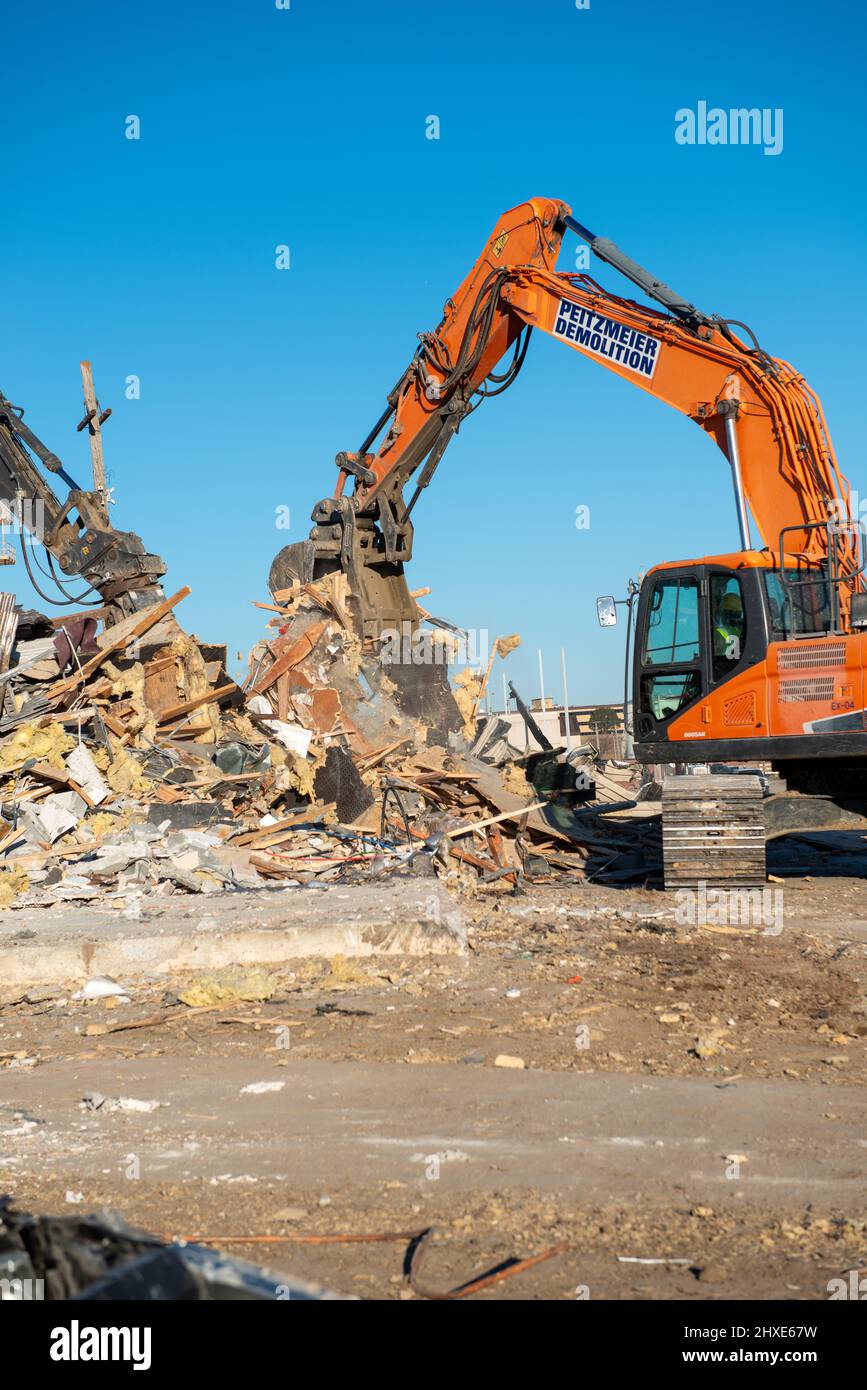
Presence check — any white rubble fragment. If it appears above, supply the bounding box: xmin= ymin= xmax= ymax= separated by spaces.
xmin=410 ymin=1149 xmax=469 ymax=1164
xmin=240 ymin=1080 xmax=286 ymax=1095
xmin=247 ymin=695 xmax=312 ymax=758
xmin=65 ymin=743 xmax=110 ymax=806
xmin=18 ymin=792 xmax=85 ymax=845
xmin=115 ymin=1097 xmax=162 ymax=1113
xmin=72 ymin=975 xmax=131 ymax=1001
xmin=81 ymin=1092 xmax=162 ymax=1113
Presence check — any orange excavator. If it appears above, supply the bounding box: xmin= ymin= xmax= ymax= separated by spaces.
xmin=272 ymin=196 xmax=867 ymax=828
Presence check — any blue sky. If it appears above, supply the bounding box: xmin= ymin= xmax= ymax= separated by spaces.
xmin=3 ymin=0 xmax=865 ymax=705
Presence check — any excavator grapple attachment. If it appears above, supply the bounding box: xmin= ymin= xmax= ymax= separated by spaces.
xmin=270 ymin=533 xmax=461 ymax=738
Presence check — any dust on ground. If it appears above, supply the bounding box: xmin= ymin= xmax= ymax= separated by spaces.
xmin=2 ymin=873 xmax=866 ymax=1300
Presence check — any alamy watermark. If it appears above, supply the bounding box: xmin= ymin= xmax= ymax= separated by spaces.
xmin=675 ymin=102 xmax=783 ymax=157
xmin=50 ymin=1323 xmax=151 ymax=1370
xmin=674 ymin=880 xmax=783 ymax=935
xmin=1 ymin=1276 xmax=45 ymax=1300
xmin=829 ymin=491 xmax=867 ymax=536
xmin=0 ymin=498 xmax=45 ymax=542
xmin=379 ymin=621 xmax=488 ymax=668
xmin=827 ymin=1269 xmax=867 ymax=1299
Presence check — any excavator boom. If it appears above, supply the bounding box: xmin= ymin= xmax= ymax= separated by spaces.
xmin=271 ymin=199 xmax=571 ymax=651
xmin=0 ymin=390 xmax=167 ymax=621
xmin=503 ymin=259 xmax=857 ymax=578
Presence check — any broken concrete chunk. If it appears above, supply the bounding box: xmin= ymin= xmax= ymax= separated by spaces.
xmin=65 ymin=743 xmax=110 ymax=806
xmin=72 ymin=976 xmax=131 ymax=1002
xmin=18 ymin=792 xmax=85 ymax=845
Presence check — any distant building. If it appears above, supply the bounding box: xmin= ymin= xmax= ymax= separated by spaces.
xmin=502 ymin=701 xmax=628 ymax=757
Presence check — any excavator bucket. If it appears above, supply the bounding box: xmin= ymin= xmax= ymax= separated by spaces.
xmin=269 ymin=539 xmax=316 ymax=591
xmin=269 ymin=538 xmax=462 ymax=742
xmin=263 ymin=200 xmax=578 ymax=745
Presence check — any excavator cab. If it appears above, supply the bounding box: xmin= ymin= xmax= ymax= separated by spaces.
xmin=631 ymin=558 xmax=771 ymax=744
xmin=612 ymin=533 xmax=867 ymax=782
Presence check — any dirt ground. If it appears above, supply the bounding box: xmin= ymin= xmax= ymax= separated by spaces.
xmin=2 ymin=853 xmax=867 ymax=1300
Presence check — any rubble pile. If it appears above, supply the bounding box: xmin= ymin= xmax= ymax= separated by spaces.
xmin=0 ymin=576 xmax=658 ymax=912
xmin=238 ymin=574 xmax=660 ymax=887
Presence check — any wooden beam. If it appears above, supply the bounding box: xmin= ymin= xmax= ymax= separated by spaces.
xmin=156 ymin=681 xmax=238 ymax=725
xmin=79 ymin=361 xmax=108 ymax=520
xmin=229 ymin=803 xmax=336 ymax=849
xmin=445 ymin=801 xmax=548 ymax=840
xmin=45 ymin=587 xmax=190 ymax=698
xmin=248 ymin=619 xmax=330 ymax=697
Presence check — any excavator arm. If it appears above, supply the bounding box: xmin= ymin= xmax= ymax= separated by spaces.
xmin=0 ymin=390 xmax=167 ymax=620
xmin=502 ymin=250 xmax=857 ymax=577
xmin=270 ymin=197 xmax=572 ymax=644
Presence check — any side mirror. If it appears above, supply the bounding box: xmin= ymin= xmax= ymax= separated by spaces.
xmin=596 ymin=595 xmax=617 ymax=628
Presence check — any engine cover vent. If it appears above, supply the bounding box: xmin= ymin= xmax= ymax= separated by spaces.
xmin=779 ymin=676 xmax=835 ymax=702
xmin=723 ymin=692 xmax=757 ymax=725
xmin=777 ymin=643 xmax=846 ymax=670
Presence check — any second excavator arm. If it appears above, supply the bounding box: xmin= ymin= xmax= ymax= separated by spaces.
xmin=0 ymin=390 xmax=167 ymax=621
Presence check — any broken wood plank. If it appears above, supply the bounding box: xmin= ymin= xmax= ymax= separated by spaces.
xmin=229 ymin=803 xmax=336 ymax=847
xmin=272 ymin=583 xmax=301 ymax=604
xmin=49 ymin=605 xmax=113 ymax=629
xmin=276 ymin=671 xmax=290 ymax=722
xmin=26 ymin=762 xmax=98 ymax=809
xmin=143 ymin=660 xmax=182 ymax=719
xmin=156 ymin=681 xmax=238 ymax=725
xmin=247 ymin=852 xmax=300 ymax=878
xmin=97 ymin=709 xmax=127 ymax=738
xmin=253 ymin=600 xmax=291 ymax=615
xmin=79 ymin=360 xmax=109 ymax=518
xmin=357 ymin=736 xmax=413 ymax=770
xmin=248 ymin=620 xmax=330 ymax=698
xmin=46 ymin=587 xmax=191 ymax=698
xmin=446 ymin=801 xmax=548 ymax=840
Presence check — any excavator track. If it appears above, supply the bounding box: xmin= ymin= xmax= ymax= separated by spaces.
xmin=662 ymin=773 xmax=867 ymax=889
xmin=662 ymin=774 xmax=767 ymax=888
